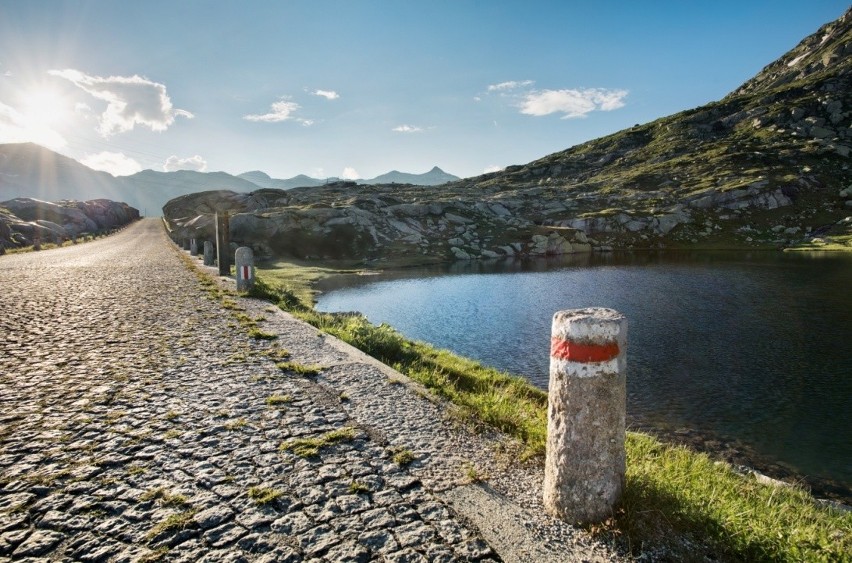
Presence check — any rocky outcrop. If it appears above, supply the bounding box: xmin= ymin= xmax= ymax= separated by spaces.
xmin=0 ymin=198 xmax=140 ymax=250
xmin=163 ymin=185 xmax=596 ymax=262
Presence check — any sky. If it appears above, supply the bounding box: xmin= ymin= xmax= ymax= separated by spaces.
xmin=0 ymin=1 xmax=848 ymax=181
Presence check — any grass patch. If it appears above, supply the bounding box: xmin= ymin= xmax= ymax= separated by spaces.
xmin=349 ymin=481 xmax=371 ymax=494
xmin=145 ymin=509 xmax=197 ymax=541
xmin=276 ymin=361 xmax=322 ymax=376
xmin=616 ymin=433 xmax=852 ymax=560
xmin=224 ymin=418 xmax=248 ymax=430
xmin=264 ymin=347 xmax=292 ymax=360
xmin=247 ymin=328 xmax=278 ymax=340
xmin=247 ymin=486 xmax=284 ymax=505
xmin=265 ymin=394 xmax=293 ymax=406
xmin=140 ymin=487 xmax=189 ymax=507
xmin=391 ymin=447 xmax=415 ymax=467
xmin=280 ymin=426 xmax=357 ymax=458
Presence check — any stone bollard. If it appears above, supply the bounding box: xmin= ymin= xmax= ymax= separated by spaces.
xmin=203 ymin=241 xmax=214 ymax=266
xmin=235 ymin=247 xmax=255 ymax=292
xmin=33 ymin=237 xmax=41 ymax=251
xmin=183 ymin=239 xmax=191 ymax=251
xmin=543 ymin=307 xmax=627 ymax=524
xmin=190 ymin=238 xmax=198 ymax=256
xmin=215 ymin=211 xmax=231 ymax=276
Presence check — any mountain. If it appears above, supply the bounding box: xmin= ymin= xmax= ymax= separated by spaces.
xmin=237 ymin=171 xmax=327 ymax=190
xmin=122 ymin=169 xmax=259 ymax=215
xmin=164 ymin=8 xmax=852 ymax=262
xmin=0 ymin=142 xmax=461 ymax=215
xmin=359 ymin=166 xmax=459 ymax=186
xmin=237 ymin=167 xmax=459 ymax=189
xmin=0 ymin=143 xmax=124 ymax=203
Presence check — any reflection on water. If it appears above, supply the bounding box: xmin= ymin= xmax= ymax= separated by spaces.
xmin=316 ymin=251 xmax=852 ymax=491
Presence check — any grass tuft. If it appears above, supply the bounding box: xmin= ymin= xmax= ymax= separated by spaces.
xmin=276 ymin=361 xmax=322 ymax=376
xmin=247 ymin=486 xmax=284 ymax=505
xmin=280 ymin=427 xmax=357 ymax=458
xmin=391 ymin=447 xmax=416 ymax=467
xmin=247 ymin=328 xmax=278 ymax=340
xmin=265 ymin=394 xmax=293 ymax=406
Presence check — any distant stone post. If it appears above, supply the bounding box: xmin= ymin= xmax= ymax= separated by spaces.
xmin=203 ymin=241 xmax=214 ymax=266
xmin=235 ymin=247 xmax=255 ymax=292
xmin=33 ymin=237 xmax=41 ymax=251
xmin=190 ymin=238 xmax=198 ymax=256
xmin=183 ymin=238 xmax=191 ymax=251
xmin=215 ymin=211 xmax=231 ymax=276
xmin=543 ymin=307 xmax=627 ymax=524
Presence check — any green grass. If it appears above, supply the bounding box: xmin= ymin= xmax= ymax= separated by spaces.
xmin=391 ymin=448 xmax=415 ymax=467
xmin=265 ymin=394 xmax=293 ymax=406
xmin=247 ymin=486 xmax=284 ymax=505
xmin=145 ymin=509 xmax=197 ymax=541
xmin=247 ymin=328 xmax=277 ymax=340
xmin=280 ymin=426 xmax=357 ymax=458
xmin=248 ymin=266 xmax=852 ymax=561
xmin=276 ymin=361 xmax=322 ymax=376
xmin=349 ymin=481 xmax=371 ymax=494
xmin=140 ymin=487 xmax=189 ymax=507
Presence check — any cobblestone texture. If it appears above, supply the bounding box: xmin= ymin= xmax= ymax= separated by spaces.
xmin=0 ymin=219 xmax=621 ymax=562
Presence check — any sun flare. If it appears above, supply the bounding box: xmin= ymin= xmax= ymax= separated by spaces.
xmin=20 ymin=88 xmax=69 ymax=127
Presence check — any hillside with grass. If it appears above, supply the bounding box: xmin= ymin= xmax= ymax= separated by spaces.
xmin=164 ymin=8 xmax=852 ymax=263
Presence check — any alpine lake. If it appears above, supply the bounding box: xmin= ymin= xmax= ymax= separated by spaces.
xmin=315 ymin=250 xmax=852 ymax=501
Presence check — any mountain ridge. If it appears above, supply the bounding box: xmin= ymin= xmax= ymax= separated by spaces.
xmin=163 ymin=7 xmax=852 ymax=261
xmin=0 ymin=142 xmax=461 ymax=214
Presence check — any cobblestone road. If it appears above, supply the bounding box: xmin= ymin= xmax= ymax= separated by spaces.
xmin=0 ymin=219 xmax=620 ymax=562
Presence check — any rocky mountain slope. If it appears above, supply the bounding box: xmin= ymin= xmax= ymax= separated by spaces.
xmin=163 ymin=8 xmax=852 ymax=264
xmin=0 ymin=197 xmax=140 ymax=251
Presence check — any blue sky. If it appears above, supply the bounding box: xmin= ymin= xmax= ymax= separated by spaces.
xmin=0 ymin=1 xmax=848 ymax=180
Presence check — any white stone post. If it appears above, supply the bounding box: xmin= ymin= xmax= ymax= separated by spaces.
xmin=543 ymin=307 xmax=627 ymax=524
xmin=203 ymin=241 xmax=214 ymax=266
xmin=190 ymin=238 xmax=198 ymax=256
xmin=235 ymin=246 xmax=255 ymax=292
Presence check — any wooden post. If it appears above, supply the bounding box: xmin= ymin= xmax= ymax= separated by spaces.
xmin=215 ymin=211 xmax=230 ymax=276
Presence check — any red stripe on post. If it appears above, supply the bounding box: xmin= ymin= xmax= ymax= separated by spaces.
xmin=550 ymin=337 xmax=619 ymax=363
xmin=242 ymin=265 xmax=250 ymax=280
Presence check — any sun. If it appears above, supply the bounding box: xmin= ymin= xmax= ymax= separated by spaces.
xmin=20 ymin=88 xmax=70 ymax=127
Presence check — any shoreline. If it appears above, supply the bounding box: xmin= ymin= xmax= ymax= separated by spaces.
xmin=302 ymin=254 xmax=852 ymax=507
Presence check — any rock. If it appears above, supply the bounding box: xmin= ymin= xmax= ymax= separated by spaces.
xmin=450 ymin=247 xmax=471 ymax=260
xmin=0 ymin=198 xmax=139 ymax=249
xmin=811 ymin=126 xmax=836 ymax=139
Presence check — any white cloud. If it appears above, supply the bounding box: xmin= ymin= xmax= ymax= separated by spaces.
xmin=163 ymin=154 xmax=208 ymax=172
xmin=392 ymin=124 xmax=423 ymax=133
xmin=341 ymin=167 xmax=360 ymax=180
xmin=0 ymin=100 xmax=66 ymax=149
xmin=244 ymin=98 xmax=299 ymax=122
xmin=80 ymin=151 xmax=142 ymax=176
xmin=313 ymin=89 xmax=339 ymax=100
xmin=48 ymin=69 xmax=193 ymax=136
xmin=519 ymin=88 xmax=628 ymax=119
xmin=487 ymin=80 xmax=534 ymax=92
xmin=244 ymin=97 xmax=313 ymax=126
xmin=484 ymin=165 xmax=504 ymax=173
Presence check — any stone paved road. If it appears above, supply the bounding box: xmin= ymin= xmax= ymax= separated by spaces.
xmin=0 ymin=219 xmax=621 ymax=562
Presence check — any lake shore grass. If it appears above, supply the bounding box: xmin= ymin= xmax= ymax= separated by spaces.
xmin=249 ymin=267 xmax=851 ymax=561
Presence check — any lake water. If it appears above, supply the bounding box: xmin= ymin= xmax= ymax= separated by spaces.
xmin=315 ymin=251 xmax=852 ymax=495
